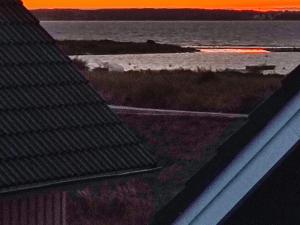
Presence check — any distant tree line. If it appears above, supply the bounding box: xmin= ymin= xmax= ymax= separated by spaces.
xmin=31 ymin=9 xmax=300 ymax=21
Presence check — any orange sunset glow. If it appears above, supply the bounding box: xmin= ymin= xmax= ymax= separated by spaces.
xmin=201 ymin=48 xmax=271 ymax=54
xmin=23 ymin=0 xmax=300 ymax=10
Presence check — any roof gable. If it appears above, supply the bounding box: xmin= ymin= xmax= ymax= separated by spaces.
xmin=225 ymin=143 xmax=300 ymax=225
xmin=152 ymin=65 xmax=300 ymax=225
xmin=174 ymin=88 xmax=300 ymax=225
xmin=0 ymin=1 xmax=156 ymax=195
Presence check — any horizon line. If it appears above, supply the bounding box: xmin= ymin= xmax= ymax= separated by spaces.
xmin=28 ymin=7 xmax=300 ymax=12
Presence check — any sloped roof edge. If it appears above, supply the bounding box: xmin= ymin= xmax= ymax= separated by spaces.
xmin=151 ymin=65 xmax=300 ymax=225
xmin=0 ymin=166 xmax=161 ymax=198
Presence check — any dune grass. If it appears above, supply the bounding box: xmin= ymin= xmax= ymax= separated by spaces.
xmin=83 ymin=68 xmax=282 ymax=113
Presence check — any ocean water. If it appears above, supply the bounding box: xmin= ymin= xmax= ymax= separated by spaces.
xmin=42 ymin=21 xmax=300 ymax=73
xmin=41 ymin=21 xmax=300 ymax=47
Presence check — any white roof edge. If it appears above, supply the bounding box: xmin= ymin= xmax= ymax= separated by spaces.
xmin=174 ymin=90 xmax=300 ymax=225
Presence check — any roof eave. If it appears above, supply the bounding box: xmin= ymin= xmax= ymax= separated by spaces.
xmin=0 ymin=166 xmax=162 ymax=199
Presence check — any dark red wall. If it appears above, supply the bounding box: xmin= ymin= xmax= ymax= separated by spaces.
xmin=0 ymin=192 xmax=66 ymax=225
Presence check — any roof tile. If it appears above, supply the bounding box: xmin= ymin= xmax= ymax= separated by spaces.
xmin=0 ymin=1 xmax=157 ymax=194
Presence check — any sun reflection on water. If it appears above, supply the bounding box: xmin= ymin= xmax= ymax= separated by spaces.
xmin=200 ymin=48 xmax=270 ymax=54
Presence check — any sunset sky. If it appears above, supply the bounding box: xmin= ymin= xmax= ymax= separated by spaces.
xmin=24 ymin=0 xmax=300 ymax=11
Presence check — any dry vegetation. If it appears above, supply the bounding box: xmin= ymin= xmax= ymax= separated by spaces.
xmin=67 ymin=178 xmax=155 ymax=225
xmin=67 ymin=60 xmax=283 ymax=225
xmin=67 ymin=114 xmax=242 ymax=225
xmin=82 ymin=68 xmax=282 ymax=113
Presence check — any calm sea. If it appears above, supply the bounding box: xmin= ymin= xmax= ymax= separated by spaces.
xmin=41 ymin=21 xmax=300 ymax=47
xmin=42 ymin=21 xmax=300 ymax=74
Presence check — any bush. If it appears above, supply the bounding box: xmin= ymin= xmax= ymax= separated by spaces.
xmin=72 ymin=57 xmax=89 ymax=71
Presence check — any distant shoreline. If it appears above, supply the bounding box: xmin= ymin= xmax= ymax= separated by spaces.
xmin=57 ymin=40 xmax=197 ymax=55
xmin=38 ymin=19 xmax=300 ymax=22
xmin=32 ymin=9 xmax=300 ymax=21
xmin=57 ymin=40 xmax=300 ymax=54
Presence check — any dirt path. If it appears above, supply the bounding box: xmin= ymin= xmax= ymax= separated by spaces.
xmin=109 ymin=105 xmax=248 ymax=119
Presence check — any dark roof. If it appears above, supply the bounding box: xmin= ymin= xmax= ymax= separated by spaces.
xmin=152 ymin=65 xmax=300 ymax=225
xmin=0 ymin=1 xmax=156 ymax=195
xmin=224 ymin=142 xmax=300 ymax=225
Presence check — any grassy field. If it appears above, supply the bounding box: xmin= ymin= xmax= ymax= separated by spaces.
xmin=80 ymin=67 xmax=282 ymax=114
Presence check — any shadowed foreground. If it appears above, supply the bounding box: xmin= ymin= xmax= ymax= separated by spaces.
xmin=67 ymin=114 xmax=244 ymax=225
xmin=66 ymin=63 xmax=282 ymax=225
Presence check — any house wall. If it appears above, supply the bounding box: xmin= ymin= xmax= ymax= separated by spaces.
xmin=0 ymin=192 xmax=66 ymax=225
